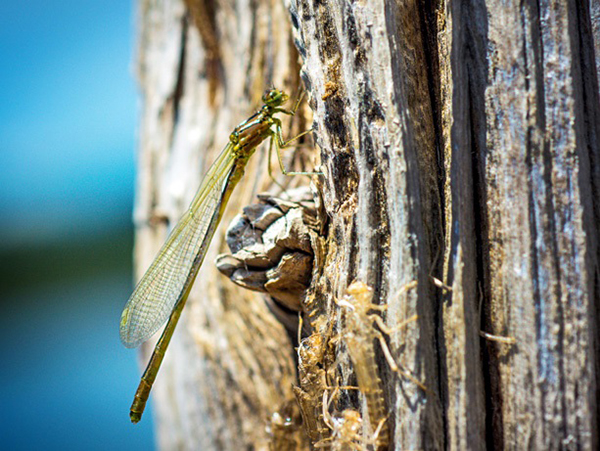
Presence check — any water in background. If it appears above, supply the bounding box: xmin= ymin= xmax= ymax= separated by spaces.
xmin=0 ymin=1 xmax=155 ymax=449
xmin=0 ymin=228 xmax=155 ymax=450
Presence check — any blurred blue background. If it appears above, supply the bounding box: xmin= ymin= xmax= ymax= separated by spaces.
xmin=0 ymin=1 xmax=154 ymax=449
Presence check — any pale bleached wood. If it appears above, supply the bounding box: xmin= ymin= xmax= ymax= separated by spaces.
xmin=134 ymin=0 xmax=312 ymax=449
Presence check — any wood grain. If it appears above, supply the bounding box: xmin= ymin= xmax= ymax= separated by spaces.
xmin=133 ymin=0 xmax=600 ymax=449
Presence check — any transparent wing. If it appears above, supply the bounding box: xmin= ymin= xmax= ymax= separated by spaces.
xmin=120 ymin=143 xmax=238 ymax=348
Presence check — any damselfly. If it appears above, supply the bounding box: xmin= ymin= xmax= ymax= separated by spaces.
xmin=120 ymin=88 xmax=315 ymax=423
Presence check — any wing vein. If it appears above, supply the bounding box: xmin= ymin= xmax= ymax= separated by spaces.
xmin=120 ymin=143 xmax=238 ymax=348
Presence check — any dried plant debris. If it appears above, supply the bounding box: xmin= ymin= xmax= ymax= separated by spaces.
xmin=317 ymin=401 xmax=387 ymax=451
xmin=297 ymin=281 xmax=426 ymax=450
xmin=294 ymin=328 xmax=338 ymax=446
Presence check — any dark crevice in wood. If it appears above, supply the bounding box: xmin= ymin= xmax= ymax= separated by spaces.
xmin=436 ymin=284 xmax=449 ymax=451
xmin=358 ymin=98 xmax=377 ymax=172
xmin=313 ymin=3 xmax=340 ymax=62
xmin=414 ymin=1 xmax=447 ymax=447
xmin=298 ymin=0 xmax=311 ymax=28
xmin=594 ymin=266 xmax=600 ymax=449
xmin=466 ymin=72 xmax=496 ymax=451
xmin=343 ymin=6 xmax=358 ymax=51
xmin=289 ymin=7 xmax=300 ymax=32
xmin=573 ymin=0 xmax=600 ymax=443
xmin=170 ymin=14 xmax=188 ymax=143
xmin=462 ymin=1 xmax=497 ymax=448
xmin=361 ymin=86 xmax=385 ymax=131
xmin=322 ymin=93 xmax=348 ymax=149
xmin=469 ymin=85 xmax=498 ymax=451
xmin=417 ymin=0 xmax=444 ymax=224
xmin=184 ymin=0 xmax=223 ymax=105
xmin=576 ymin=14 xmax=600 ymax=440
xmin=330 ymin=150 xmax=357 ymax=205
xmin=371 ymin=168 xmax=390 ymax=305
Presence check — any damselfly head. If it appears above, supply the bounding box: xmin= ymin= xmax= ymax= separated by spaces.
xmin=262 ymin=88 xmax=288 ymax=107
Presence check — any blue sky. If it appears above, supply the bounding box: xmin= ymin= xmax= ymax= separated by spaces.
xmin=0 ymin=0 xmax=137 ymax=246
